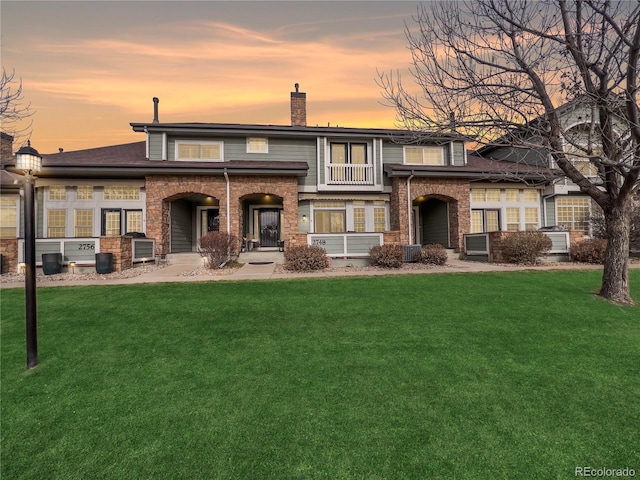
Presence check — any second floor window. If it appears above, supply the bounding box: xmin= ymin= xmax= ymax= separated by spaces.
xmin=176 ymin=141 xmax=223 ymax=162
xmin=247 ymin=137 xmax=268 ymax=153
xmin=329 ymin=143 xmax=370 ymax=184
xmin=404 ymin=146 xmax=444 ymax=165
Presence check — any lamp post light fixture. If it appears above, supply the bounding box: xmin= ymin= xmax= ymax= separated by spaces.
xmin=16 ymin=141 xmax=42 ymax=370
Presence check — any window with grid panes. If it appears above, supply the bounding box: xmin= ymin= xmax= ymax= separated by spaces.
xmin=525 ymin=208 xmax=539 ymax=230
xmin=373 ymin=201 xmax=386 ymax=232
xmin=126 ymin=210 xmax=143 ymax=233
xmin=247 ymin=137 xmax=268 ymax=153
xmin=49 ymin=186 xmax=66 ymax=200
xmin=352 ymin=201 xmax=366 ymax=232
xmin=471 ymin=188 xmax=500 ymax=202
xmin=74 ymin=210 xmax=93 ymax=237
xmin=104 ymin=186 xmax=140 ymax=200
xmin=557 ymin=197 xmax=590 ymax=232
xmin=505 ymin=189 xmax=520 ymax=202
xmin=506 ymin=208 xmax=520 ymax=231
xmin=523 ymin=189 xmax=539 ymax=202
xmin=77 ymin=186 xmax=93 ymax=200
xmin=48 ymin=209 xmax=66 ymax=237
xmin=0 ymin=196 xmax=17 ymax=238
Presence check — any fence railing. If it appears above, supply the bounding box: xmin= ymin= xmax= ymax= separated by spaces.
xmin=327 ymin=164 xmax=374 ymax=185
xmin=463 ymin=231 xmax=572 ymax=258
xmin=307 ymin=233 xmax=383 ymax=257
xmin=18 ymin=238 xmax=100 ymax=265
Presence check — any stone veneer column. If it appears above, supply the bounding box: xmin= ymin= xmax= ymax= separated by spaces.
xmin=145 ymin=174 xmax=300 ymax=256
xmin=390 ymin=177 xmax=471 ymax=251
xmin=0 ymin=238 xmax=18 ymax=273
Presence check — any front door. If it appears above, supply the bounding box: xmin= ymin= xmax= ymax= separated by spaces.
xmin=258 ymin=209 xmax=280 ymax=247
xmin=200 ymin=208 xmax=219 ymax=237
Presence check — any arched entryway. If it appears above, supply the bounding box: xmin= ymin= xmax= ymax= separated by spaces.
xmin=241 ymin=193 xmax=284 ymax=249
xmin=413 ymin=196 xmax=451 ymax=247
xmin=169 ymin=193 xmax=220 ymax=253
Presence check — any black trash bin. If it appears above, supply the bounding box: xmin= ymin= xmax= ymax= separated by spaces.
xmin=42 ymin=253 xmax=63 ymax=275
xmin=95 ymin=252 xmax=113 ymax=274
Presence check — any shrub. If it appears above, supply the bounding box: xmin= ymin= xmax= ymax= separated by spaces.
xmin=369 ymin=244 xmax=404 ymax=268
xmin=419 ymin=244 xmax=448 ymax=265
xmin=197 ymin=232 xmax=238 ymax=269
xmin=284 ymin=245 xmax=330 ymax=272
xmin=501 ymin=231 xmax=552 ymax=265
xmin=570 ymin=238 xmax=607 ymax=264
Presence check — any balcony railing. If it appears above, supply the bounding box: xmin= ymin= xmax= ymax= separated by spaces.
xmin=327 ymin=163 xmax=374 ymax=185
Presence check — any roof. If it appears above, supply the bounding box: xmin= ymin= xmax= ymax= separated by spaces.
xmin=2 ymin=141 xmax=308 ymax=178
xmin=384 ymin=154 xmax=560 ymax=182
xmin=130 ymin=121 xmax=466 ymax=143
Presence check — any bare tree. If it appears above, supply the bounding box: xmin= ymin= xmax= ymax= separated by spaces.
xmin=0 ymin=68 xmax=33 ymax=146
xmin=378 ymin=0 xmax=640 ymax=305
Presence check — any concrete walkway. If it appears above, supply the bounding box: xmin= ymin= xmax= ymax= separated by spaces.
xmin=2 ymin=257 xmax=633 ymax=289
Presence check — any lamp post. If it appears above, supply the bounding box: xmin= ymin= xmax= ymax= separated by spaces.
xmin=16 ymin=141 xmax=42 ymax=369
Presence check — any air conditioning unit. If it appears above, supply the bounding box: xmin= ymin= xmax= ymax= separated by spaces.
xmin=403 ymin=244 xmax=422 ymax=263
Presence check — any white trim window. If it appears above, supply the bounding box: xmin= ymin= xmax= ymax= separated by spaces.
xmin=556 ymin=197 xmax=591 ymax=233
xmin=176 ymin=141 xmax=223 ymax=162
xmin=312 ymin=200 xmax=388 ymax=233
xmin=404 ymin=146 xmax=444 ymax=165
xmin=246 ymin=137 xmax=268 ymax=153
xmin=74 ymin=209 xmax=93 ymax=237
xmin=0 ymin=196 xmax=18 ymax=238
xmin=48 ymin=186 xmax=66 ymax=201
xmin=470 ymin=187 xmax=540 ymax=231
xmin=47 ymin=209 xmax=67 ymax=237
xmin=104 ymin=186 xmax=140 ymax=201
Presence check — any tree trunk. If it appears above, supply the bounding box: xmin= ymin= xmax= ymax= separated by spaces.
xmin=599 ymin=204 xmax=633 ymax=305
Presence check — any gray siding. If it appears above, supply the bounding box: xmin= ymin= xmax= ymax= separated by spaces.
xmin=422 ymin=199 xmax=449 ymax=247
xmin=149 ymin=133 xmax=163 ymax=160
xmin=382 ymin=142 xmax=404 ymax=164
xmin=170 ymin=199 xmax=193 ymax=253
xmin=346 ymin=235 xmax=381 ymax=255
xmin=36 ymin=189 xmax=43 ymax=238
xmin=452 ymin=141 xmax=466 ymax=166
xmin=545 ymin=197 xmax=556 ymax=226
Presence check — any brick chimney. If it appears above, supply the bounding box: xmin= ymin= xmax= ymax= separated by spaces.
xmin=290 ymin=83 xmax=306 ymax=127
xmin=0 ymin=132 xmax=14 ymax=161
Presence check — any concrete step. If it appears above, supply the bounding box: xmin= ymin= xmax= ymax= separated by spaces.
xmin=166 ymin=252 xmax=204 ymax=266
xmin=238 ymin=251 xmax=285 ymax=264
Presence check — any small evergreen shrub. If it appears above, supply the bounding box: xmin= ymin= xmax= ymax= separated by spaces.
xmin=501 ymin=231 xmax=552 ymax=265
xmin=197 ymin=232 xmax=238 ymax=269
xmin=284 ymin=245 xmax=330 ymax=272
xmin=419 ymin=244 xmax=448 ymax=265
xmin=570 ymin=238 xmax=607 ymax=264
xmin=369 ymin=244 xmax=404 ymax=268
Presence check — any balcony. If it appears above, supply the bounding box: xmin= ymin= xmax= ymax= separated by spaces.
xmin=327 ymin=163 xmax=374 ymax=185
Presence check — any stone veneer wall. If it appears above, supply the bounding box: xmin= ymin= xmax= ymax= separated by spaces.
xmin=145 ymin=174 xmax=299 ymax=256
xmin=99 ymin=236 xmax=132 ymax=271
xmin=390 ymin=177 xmax=471 ymax=251
xmin=0 ymin=238 xmax=18 ymax=273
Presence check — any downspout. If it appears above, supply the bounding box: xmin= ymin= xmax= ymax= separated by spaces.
xmin=407 ymin=171 xmax=415 ymax=245
xmin=222 ymin=169 xmax=231 ymax=268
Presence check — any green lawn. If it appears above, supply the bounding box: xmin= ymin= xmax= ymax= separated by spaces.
xmin=2 ymin=270 xmax=639 ymax=479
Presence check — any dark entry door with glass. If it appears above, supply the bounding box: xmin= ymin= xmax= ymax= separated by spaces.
xmin=259 ymin=209 xmax=280 ymax=247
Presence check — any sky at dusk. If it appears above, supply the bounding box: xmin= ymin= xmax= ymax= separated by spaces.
xmin=1 ymin=1 xmax=424 ymax=154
